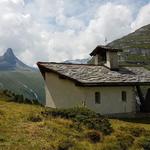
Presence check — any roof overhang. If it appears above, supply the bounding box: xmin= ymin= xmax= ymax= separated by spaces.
xmin=76 ymin=82 xmax=150 ymax=87
xmin=90 ymin=45 xmax=122 ymax=56
xmin=37 ymin=62 xmax=150 ymax=87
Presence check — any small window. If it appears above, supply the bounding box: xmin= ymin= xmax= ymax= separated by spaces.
xmin=95 ymin=92 xmax=101 ymax=104
xmin=122 ymin=91 xmax=127 ymax=102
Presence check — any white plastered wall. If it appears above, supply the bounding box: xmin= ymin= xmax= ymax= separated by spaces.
xmin=45 ymin=72 xmax=136 ymax=115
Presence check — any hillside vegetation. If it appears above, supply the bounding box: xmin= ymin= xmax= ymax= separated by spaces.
xmin=109 ymin=24 xmax=150 ymax=67
xmin=1 ymin=93 xmax=150 ymax=150
xmin=0 ymin=70 xmax=45 ymax=103
xmin=0 ymin=48 xmax=45 ymax=103
xmin=109 ymin=24 xmax=150 ymax=54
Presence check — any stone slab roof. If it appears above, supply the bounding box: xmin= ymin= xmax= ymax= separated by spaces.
xmin=90 ymin=45 xmax=122 ymax=56
xmin=37 ymin=62 xmax=150 ymax=86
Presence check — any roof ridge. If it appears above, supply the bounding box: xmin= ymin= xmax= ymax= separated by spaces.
xmin=37 ymin=61 xmax=104 ymax=66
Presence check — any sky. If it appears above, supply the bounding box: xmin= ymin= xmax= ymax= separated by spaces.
xmin=0 ymin=0 xmax=150 ymax=66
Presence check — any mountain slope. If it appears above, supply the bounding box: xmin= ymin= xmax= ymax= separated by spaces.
xmin=0 ymin=48 xmax=34 ymax=71
xmin=0 ymin=48 xmax=45 ymax=102
xmin=0 ymin=71 xmax=45 ymax=102
xmin=108 ymin=24 xmax=150 ymax=56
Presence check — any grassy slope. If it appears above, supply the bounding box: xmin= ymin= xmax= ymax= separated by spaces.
xmin=109 ymin=24 xmax=150 ymax=68
xmin=0 ymin=70 xmax=45 ymax=102
xmin=0 ymin=96 xmax=96 ymax=150
xmin=109 ymin=24 xmax=150 ymax=50
xmin=1 ymin=95 xmax=150 ymax=150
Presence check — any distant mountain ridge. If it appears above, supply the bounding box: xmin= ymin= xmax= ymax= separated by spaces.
xmin=0 ymin=48 xmax=34 ymax=71
xmin=108 ymin=24 xmax=150 ymax=56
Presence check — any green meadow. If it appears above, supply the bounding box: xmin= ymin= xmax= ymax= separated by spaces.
xmin=0 ymin=92 xmax=150 ymax=150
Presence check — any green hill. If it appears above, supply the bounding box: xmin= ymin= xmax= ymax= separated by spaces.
xmin=109 ymin=24 xmax=150 ymax=53
xmin=0 ymin=70 xmax=45 ymax=103
xmin=1 ymin=93 xmax=150 ymax=150
xmin=108 ymin=24 xmax=150 ymax=67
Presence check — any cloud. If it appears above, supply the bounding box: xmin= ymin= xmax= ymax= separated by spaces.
xmin=51 ymin=2 xmax=133 ymax=59
xmin=0 ymin=0 xmax=150 ymax=66
xmin=131 ymin=3 xmax=150 ymax=30
xmin=83 ymin=3 xmax=132 ymax=44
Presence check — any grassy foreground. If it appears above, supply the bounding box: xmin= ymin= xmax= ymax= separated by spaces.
xmin=1 ymin=95 xmax=150 ymax=150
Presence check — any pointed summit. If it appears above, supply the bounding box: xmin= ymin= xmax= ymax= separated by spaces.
xmin=3 ymin=48 xmax=16 ymax=63
xmin=0 ymin=48 xmax=34 ymax=71
xmin=4 ymin=48 xmax=15 ymax=57
xmin=6 ymin=48 xmax=14 ymax=55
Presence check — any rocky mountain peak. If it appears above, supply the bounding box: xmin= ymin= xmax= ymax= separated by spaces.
xmin=0 ymin=48 xmax=34 ymax=71
xmin=5 ymin=48 xmax=14 ymax=54
xmin=3 ymin=48 xmax=16 ymax=63
xmin=4 ymin=48 xmax=15 ymax=57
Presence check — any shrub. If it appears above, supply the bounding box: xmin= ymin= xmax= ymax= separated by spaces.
xmin=0 ymin=135 xmax=7 ymax=142
xmin=101 ymin=143 xmax=121 ymax=150
xmin=119 ymin=126 xmax=147 ymax=137
xmin=134 ymin=136 xmax=150 ymax=150
xmin=86 ymin=130 xmax=103 ymax=143
xmin=101 ymin=133 xmax=134 ymax=150
xmin=115 ymin=132 xmax=134 ymax=150
xmin=70 ymin=122 xmax=83 ymax=131
xmin=3 ymin=89 xmax=13 ymax=97
xmin=27 ymin=113 xmax=43 ymax=122
xmin=100 ymin=136 xmax=121 ymax=150
xmin=58 ymin=139 xmax=75 ymax=150
xmin=44 ymin=107 xmax=96 ymax=119
xmin=13 ymin=94 xmax=24 ymax=103
xmin=3 ymin=89 xmax=8 ymax=94
xmin=0 ymin=110 xmax=4 ymax=116
xmin=43 ymin=107 xmax=113 ymax=135
xmin=82 ymin=117 xmax=112 ymax=135
xmin=32 ymin=99 xmax=40 ymax=105
xmin=24 ymin=98 xmax=33 ymax=104
xmin=11 ymin=92 xmax=40 ymax=105
xmin=2 ymin=89 xmax=40 ymax=105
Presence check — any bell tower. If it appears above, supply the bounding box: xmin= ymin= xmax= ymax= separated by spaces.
xmin=90 ymin=45 xmax=122 ymax=70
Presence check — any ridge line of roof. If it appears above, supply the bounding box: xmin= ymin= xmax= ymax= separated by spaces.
xmin=37 ymin=61 xmax=146 ymax=69
xmin=37 ymin=61 xmax=104 ymax=66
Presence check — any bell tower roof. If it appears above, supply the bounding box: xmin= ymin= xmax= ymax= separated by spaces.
xmin=90 ymin=45 xmax=122 ymax=56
